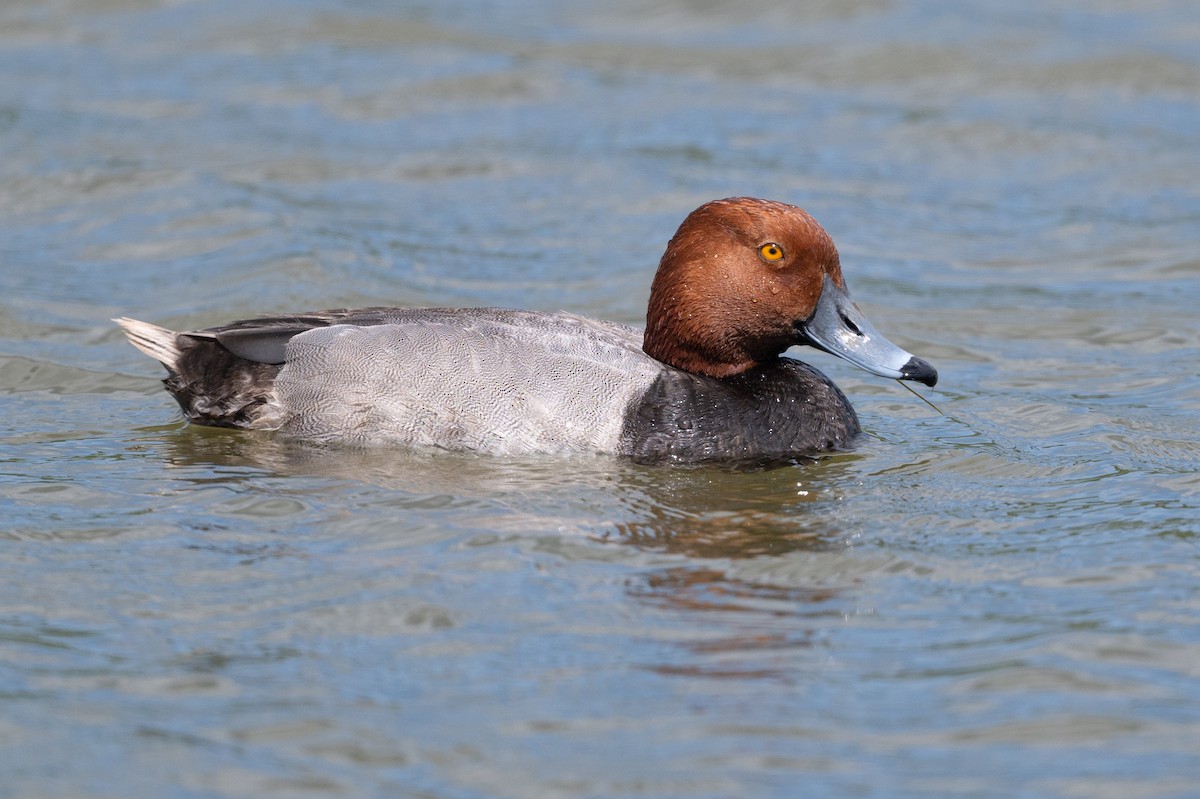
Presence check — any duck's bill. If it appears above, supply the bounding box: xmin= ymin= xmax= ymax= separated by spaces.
xmin=797 ymin=276 xmax=938 ymax=387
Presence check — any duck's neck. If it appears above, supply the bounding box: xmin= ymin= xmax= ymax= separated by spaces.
xmin=642 ymin=280 xmax=797 ymax=379
xmin=642 ymin=320 xmax=762 ymax=378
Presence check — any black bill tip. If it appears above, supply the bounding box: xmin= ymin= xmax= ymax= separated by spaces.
xmin=900 ymin=356 xmax=938 ymax=387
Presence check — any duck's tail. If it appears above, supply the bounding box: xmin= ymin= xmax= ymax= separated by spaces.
xmin=114 ymin=317 xmax=182 ymax=371
xmin=114 ymin=316 xmax=283 ymax=430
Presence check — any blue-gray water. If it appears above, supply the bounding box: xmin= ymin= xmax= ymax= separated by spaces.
xmin=3 ymin=1 xmax=1199 ymax=797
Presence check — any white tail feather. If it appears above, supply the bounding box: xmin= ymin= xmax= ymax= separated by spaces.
xmin=113 ymin=317 xmax=182 ymax=369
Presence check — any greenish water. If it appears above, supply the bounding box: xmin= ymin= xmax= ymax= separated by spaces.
xmin=2 ymin=1 xmax=1199 ymax=797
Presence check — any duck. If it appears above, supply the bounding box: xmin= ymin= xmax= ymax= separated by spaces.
xmin=116 ymin=197 xmax=936 ymax=463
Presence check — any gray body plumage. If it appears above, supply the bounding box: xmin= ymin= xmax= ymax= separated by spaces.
xmin=273 ymin=309 xmax=661 ymax=452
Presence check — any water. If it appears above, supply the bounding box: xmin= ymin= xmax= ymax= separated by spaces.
xmin=3 ymin=0 xmax=1199 ymax=796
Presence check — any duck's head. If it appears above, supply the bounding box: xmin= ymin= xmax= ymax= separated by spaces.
xmin=643 ymin=197 xmax=937 ymax=387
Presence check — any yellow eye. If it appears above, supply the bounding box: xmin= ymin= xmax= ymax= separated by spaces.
xmin=759 ymin=243 xmax=784 ymax=261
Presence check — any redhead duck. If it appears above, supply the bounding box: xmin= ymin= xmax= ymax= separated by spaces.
xmin=116 ymin=197 xmax=936 ymax=462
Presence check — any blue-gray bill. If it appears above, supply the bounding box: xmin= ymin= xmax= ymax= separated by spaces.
xmin=798 ymin=275 xmax=938 ymax=388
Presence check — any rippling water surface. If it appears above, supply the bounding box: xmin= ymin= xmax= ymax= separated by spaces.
xmin=3 ymin=1 xmax=1199 ymax=797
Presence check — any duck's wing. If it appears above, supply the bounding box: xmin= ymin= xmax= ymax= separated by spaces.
xmin=184 ymin=308 xmax=406 ymax=365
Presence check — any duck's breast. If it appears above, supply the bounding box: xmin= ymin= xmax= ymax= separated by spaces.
xmin=619 ymin=358 xmax=862 ymax=463
xmin=273 ymin=308 xmax=663 ymax=453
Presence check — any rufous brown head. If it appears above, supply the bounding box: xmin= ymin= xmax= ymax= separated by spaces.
xmin=642 ymin=197 xmax=936 ymax=386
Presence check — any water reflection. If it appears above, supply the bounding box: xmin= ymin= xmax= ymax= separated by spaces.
xmin=629 ymin=566 xmax=840 ymax=682
xmin=147 ymin=425 xmax=861 ymax=688
xmin=150 ymin=425 xmax=863 ymax=560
